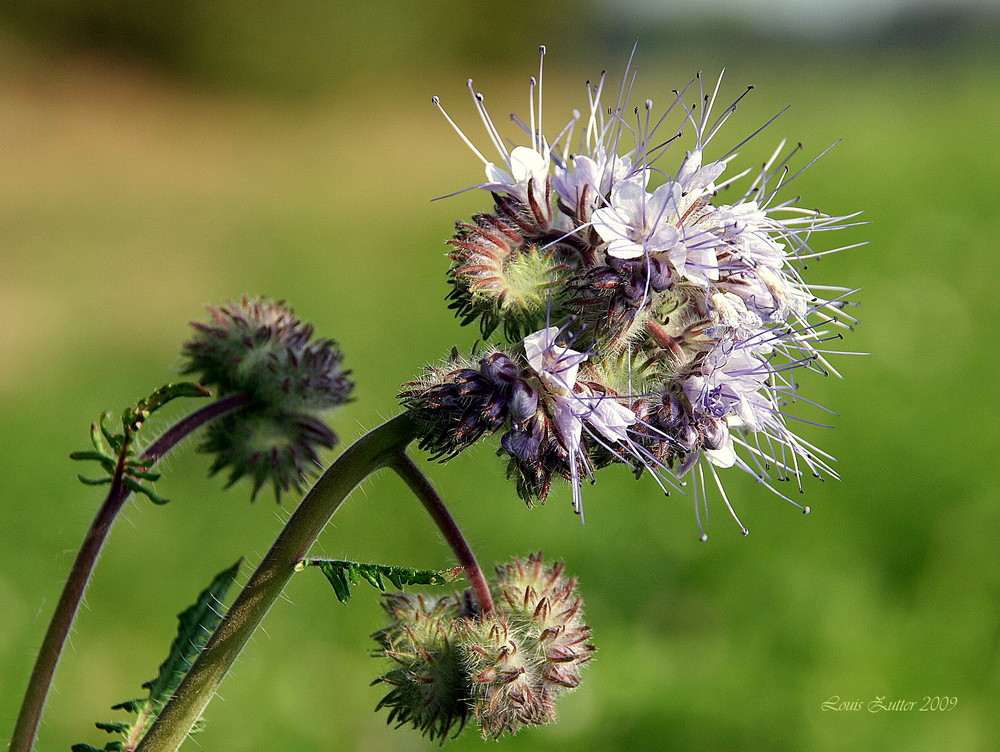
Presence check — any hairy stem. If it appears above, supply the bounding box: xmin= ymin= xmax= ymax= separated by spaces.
xmin=133 ymin=413 xmax=420 ymax=752
xmin=386 ymin=452 xmax=495 ymax=615
xmin=8 ymin=392 xmax=250 ymax=752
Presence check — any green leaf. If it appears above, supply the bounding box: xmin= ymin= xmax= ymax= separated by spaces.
xmin=303 ymin=559 xmax=462 ymax=605
xmin=125 ymin=468 xmax=162 ymax=482
xmin=123 ymin=478 xmax=169 ymax=505
xmin=73 ymin=382 xmax=211 ymax=495
xmin=74 ymin=561 xmax=241 ymax=752
xmin=99 ymin=413 xmax=124 ymax=453
xmin=88 ymin=421 xmax=104 ymax=451
xmin=123 ymin=382 xmax=211 ymax=434
xmin=141 ymin=560 xmax=241 ymax=705
xmin=95 ymin=722 xmax=130 ymax=734
xmin=70 ymin=450 xmax=115 ymax=463
xmin=77 ymin=475 xmax=113 ymax=486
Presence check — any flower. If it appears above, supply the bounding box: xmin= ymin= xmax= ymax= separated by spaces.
xmin=591 ymin=174 xmax=681 ymax=260
xmin=420 ymin=48 xmax=860 ymax=536
xmin=484 ymin=145 xmax=550 ymax=207
xmin=522 ymin=327 xmax=637 ymax=517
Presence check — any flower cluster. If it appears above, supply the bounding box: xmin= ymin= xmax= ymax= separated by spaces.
xmin=371 ymin=554 xmax=593 ymax=741
xmin=182 ymin=298 xmax=353 ymax=499
xmin=405 ymin=48 xmax=858 ymax=536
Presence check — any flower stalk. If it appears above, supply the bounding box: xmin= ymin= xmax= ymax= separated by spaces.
xmin=8 ymin=392 xmax=251 ymax=752
xmin=386 ymin=452 xmax=494 ymax=616
xmin=133 ymin=412 xmax=498 ymax=752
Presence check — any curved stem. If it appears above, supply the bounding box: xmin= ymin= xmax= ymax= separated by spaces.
xmin=134 ymin=413 xmax=420 ymax=752
xmin=386 ymin=452 xmax=494 ymax=615
xmin=8 ymin=392 xmax=250 ymax=752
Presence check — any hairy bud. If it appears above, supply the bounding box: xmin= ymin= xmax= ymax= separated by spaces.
xmin=181 ymin=298 xmax=353 ymax=500
xmin=370 ymin=555 xmax=595 ymax=742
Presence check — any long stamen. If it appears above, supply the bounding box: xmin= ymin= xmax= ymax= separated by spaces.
xmin=433 ymin=95 xmax=489 ymax=164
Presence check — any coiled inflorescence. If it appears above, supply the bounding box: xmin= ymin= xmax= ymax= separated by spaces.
xmin=182 ymin=298 xmax=353 ymax=500
xmin=371 ymin=554 xmax=594 ymax=742
xmin=405 ymin=48 xmax=860 ymax=535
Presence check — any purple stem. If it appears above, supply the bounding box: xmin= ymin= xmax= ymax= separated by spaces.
xmin=387 ymin=452 xmax=495 ymax=616
xmin=8 ymin=391 xmax=250 ymax=752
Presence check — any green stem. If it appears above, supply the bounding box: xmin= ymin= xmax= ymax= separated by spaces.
xmin=133 ymin=413 xmax=420 ymax=752
xmin=8 ymin=392 xmax=249 ymax=752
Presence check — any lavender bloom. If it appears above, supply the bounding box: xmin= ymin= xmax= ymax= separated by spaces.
xmin=418 ymin=46 xmax=861 ymax=536
xmin=523 ymin=327 xmax=637 ymax=517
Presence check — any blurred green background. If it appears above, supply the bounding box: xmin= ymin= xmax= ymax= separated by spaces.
xmin=2 ymin=2 xmax=998 ymax=751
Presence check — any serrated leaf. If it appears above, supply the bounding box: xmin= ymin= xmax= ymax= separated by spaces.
xmin=305 ymin=559 xmax=462 ymax=605
xmin=141 ymin=560 xmax=241 ymax=705
xmin=74 ymin=561 xmax=241 ymax=752
xmin=74 ymin=383 xmax=212 ymax=499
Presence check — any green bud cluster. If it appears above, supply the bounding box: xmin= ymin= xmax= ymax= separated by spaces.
xmin=446 ymin=195 xmax=569 ymax=341
xmin=181 ymin=298 xmax=353 ymax=499
xmin=371 ymin=554 xmax=594 ymax=742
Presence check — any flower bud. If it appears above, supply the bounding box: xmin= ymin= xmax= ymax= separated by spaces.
xmin=461 ymin=613 xmax=556 ymax=739
xmin=182 ymin=298 xmax=352 ymax=411
xmin=400 ymin=350 xmax=534 ymax=461
xmin=446 ymin=205 xmax=569 ymax=340
xmin=182 ymin=298 xmax=353 ymax=500
xmin=371 ymin=556 xmax=595 ymax=741
xmin=370 ymin=593 xmax=472 ymax=742
xmin=492 ymin=553 xmax=594 ymax=692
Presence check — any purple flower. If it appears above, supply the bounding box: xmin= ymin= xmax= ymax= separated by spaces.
xmin=423 ymin=49 xmax=861 ymax=535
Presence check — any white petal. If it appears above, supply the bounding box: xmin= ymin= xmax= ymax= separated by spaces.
xmin=484 ymin=162 xmax=515 ymax=187
xmin=608 ymin=175 xmax=648 ymax=218
xmin=551 ymin=397 xmax=584 ymax=454
xmin=591 ymin=206 xmax=629 ymax=242
xmin=705 ymin=434 xmax=736 ymax=468
xmin=508 ymin=146 xmax=548 ymax=183
xmin=523 ymin=327 xmax=586 ymax=391
xmin=605 ymin=237 xmax=646 ymax=259
xmin=585 ymin=397 xmax=637 ymax=443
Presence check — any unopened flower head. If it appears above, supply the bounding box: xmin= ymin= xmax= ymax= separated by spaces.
xmin=412 ymin=46 xmax=861 ymax=537
xmin=370 ymin=593 xmax=472 ymax=742
xmin=183 ymin=298 xmax=354 ymax=500
xmin=371 ymin=555 xmax=595 ymax=742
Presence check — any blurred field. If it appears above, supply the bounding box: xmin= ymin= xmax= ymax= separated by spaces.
xmin=2 ymin=14 xmax=999 ymax=752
